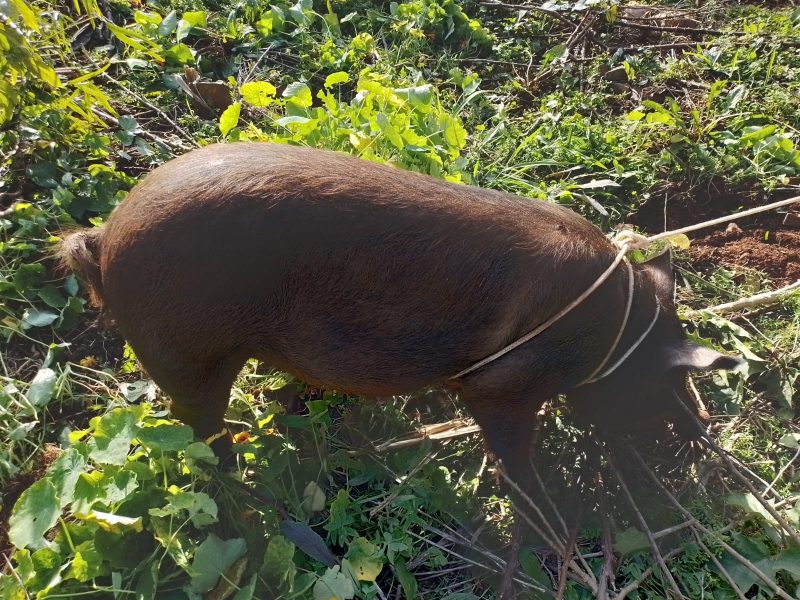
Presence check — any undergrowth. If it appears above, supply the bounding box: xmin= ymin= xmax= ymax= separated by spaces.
xmin=1 ymin=0 xmax=799 ymax=598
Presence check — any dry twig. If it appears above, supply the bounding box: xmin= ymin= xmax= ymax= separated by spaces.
xmin=627 ymin=446 xmax=795 ymax=600
xmin=606 ymin=452 xmax=687 ymax=599
xmin=687 ymin=280 xmax=800 ymax=317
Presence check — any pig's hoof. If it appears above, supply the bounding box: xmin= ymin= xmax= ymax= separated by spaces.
xmin=206 ymin=428 xmax=236 ymax=470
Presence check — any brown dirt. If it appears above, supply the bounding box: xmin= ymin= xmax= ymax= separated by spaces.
xmin=631 ymin=181 xmax=800 ymax=285
xmin=689 ymin=227 xmax=800 ymax=286
xmin=0 ymin=444 xmax=62 ymax=563
xmin=3 ymin=311 xmax=126 ymax=382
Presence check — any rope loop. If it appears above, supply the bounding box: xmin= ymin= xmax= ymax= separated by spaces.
xmin=449 ymin=194 xmax=800 ymax=381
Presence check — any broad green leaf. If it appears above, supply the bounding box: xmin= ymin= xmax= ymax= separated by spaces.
xmin=772 ymin=547 xmax=800 ymax=579
xmin=65 ymin=543 xmax=104 ymax=582
xmin=344 ymin=537 xmax=383 ymax=582
xmin=626 ymin=110 xmax=646 ymax=121
xmin=645 ymin=112 xmax=673 ymax=125
xmin=165 ymin=43 xmax=194 ymax=64
xmin=303 ymin=481 xmax=326 ymax=513
xmin=261 ymin=535 xmax=296 ymax=591
xmin=135 ymin=562 xmax=159 ymax=600
xmin=665 ymin=233 xmax=691 ymax=250
xmin=78 ymin=510 xmax=143 ymax=533
xmin=276 ymin=116 xmax=311 ymax=126
xmin=8 ymin=0 xmax=39 ymax=31
xmin=542 ymin=43 xmax=567 ymax=66
xmin=89 ymin=406 xmax=144 ymax=465
xmin=393 ymin=559 xmax=417 ymax=599
xmin=741 ymin=124 xmax=777 ymax=142
xmin=134 ymin=10 xmax=162 ymax=25
xmin=313 ymin=565 xmax=354 ymax=600
xmin=577 ymin=178 xmax=620 ymax=189
xmin=439 ymin=114 xmax=466 ymax=150
xmin=232 ymin=574 xmax=257 ymax=600
xmin=726 ymin=493 xmax=778 ymax=525
xmin=779 ymin=433 xmax=800 ymax=449
xmin=118 ymin=115 xmax=138 ymax=132
xmin=518 ymin=547 xmax=549 ymax=588
xmin=22 ymin=309 xmax=59 ymax=329
xmin=158 ymin=10 xmax=178 ymax=35
xmin=137 ymin=423 xmax=193 ymax=451
xmin=64 ymin=275 xmax=79 ymax=296
xmin=613 ymin=526 xmax=649 ymax=556
xmin=185 ymin=442 xmax=219 ymax=478
xmin=181 ymin=10 xmax=206 ymax=26
xmin=149 ymin=491 xmax=218 ymax=528
xmin=324 ymin=72 xmax=350 ymax=88
xmin=281 ymin=520 xmax=338 ymax=567
xmin=189 ymin=534 xmax=247 ymax=593
xmin=394 ymin=85 xmax=432 ymax=108
xmin=48 ymin=447 xmax=85 ymax=507
xmin=177 ymin=11 xmax=206 ymax=41
xmin=26 ymin=367 xmax=57 ymax=407
xmin=240 ymin=81 xmax=277 ymax=107
xmin=38 ymin=285 xmax=67 ymax=309
xmin=219 ymin=102 xmax=241 ymax=135
xmin=376 ymin=113 xmax=404 ymax=150
xmin=283 ymin=82 xmax=313 ymax=108
xmin=9 ymin=478 xmax=60 ymax=549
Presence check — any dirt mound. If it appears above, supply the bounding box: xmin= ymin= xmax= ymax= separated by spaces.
xmin=690 ymin=227 xmax=800 ymax=286
xmin=632 ymin=182 xmax=800 ymax=284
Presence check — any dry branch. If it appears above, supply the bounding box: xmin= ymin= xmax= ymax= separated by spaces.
xmin=612 ymin=548 xmax=683 ymax=600
xmin=691 ymin=529 xmax=748 ymax=600
xmin=478 ymin=1 xmax=579 ymax=29
xmin=627 ymin=446 xmax=796 ymax=600
xmin=606 ymin=452 xmax=687 ymax=599
xmin=687 ymin=280 xmax=800 ymax=317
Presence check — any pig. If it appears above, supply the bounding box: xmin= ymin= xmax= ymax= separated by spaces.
xmin=59 ymin=143 xmax=741 ymax=486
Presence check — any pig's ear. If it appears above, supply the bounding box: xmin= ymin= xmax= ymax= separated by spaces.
xmin=641 ymin=250 xmax=675 ymax=301
xmin=665 ymin=342 xmax=744 ymax=372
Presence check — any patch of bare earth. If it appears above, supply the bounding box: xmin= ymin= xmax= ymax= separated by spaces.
xmin=632 ymin=182 xmax=800 ymax=285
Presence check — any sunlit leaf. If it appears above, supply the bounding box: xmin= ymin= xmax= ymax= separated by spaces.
xmin=26 ymin=367 xmax=57 ymax=407
xmin=8 ymin=479 xmax=60 ymax=549
xmin=324 ymin=72 xmax=349 ymax=88
xmin=283 ymin=82 xmax=313 ymax=108
xmin=219 ymin=102 xmax=241 ymax=135
xmin=240 ymin=81 xmax=277 ymax=107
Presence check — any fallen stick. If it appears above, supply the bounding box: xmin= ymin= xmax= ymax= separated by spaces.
xmin=627 ymin=446 xmax=796 ymax=600
xmin=606 ymin=451 xmax=687 ymax=599
xmin=686 ymin=280 xmax=800 ymax=317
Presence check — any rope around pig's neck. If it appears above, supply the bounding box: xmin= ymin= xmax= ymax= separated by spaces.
xmin=449 ymin=240 xmax=640 ymax=381
xmin=449 ymin=194 xmax=800 ymax=382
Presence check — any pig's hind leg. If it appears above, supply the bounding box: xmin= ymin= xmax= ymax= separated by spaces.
xmin=130 ymin=339 xmax=249 ymax=458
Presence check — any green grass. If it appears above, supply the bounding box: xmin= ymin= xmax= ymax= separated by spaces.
xmin=1 ymin=0 xmax=800 ymax=598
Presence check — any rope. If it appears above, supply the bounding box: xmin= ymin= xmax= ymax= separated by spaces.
xmin=582 ymin=304 xmax=661 ymax=384
xmin=579 ymin=259 xmax=635 ymax=384
xmin=450 ymin=243 xmax=631 ymax=380
xmin=449 ymin=194 xmax=800 ymax=380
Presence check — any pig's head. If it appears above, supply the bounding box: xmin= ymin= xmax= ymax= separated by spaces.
xmin=567 ymin=252 xmax=744 ymax=439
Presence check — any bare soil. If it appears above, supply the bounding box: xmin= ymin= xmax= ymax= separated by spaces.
xmin=632 ymin=182 xmax=800 ymax=285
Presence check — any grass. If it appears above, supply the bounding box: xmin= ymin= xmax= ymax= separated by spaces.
xmin=1 ymin=0 xmax=800 ymax=598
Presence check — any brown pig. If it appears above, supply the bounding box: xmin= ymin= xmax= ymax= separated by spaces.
xmin=59 ymin=143 xmax=741 ymax=485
